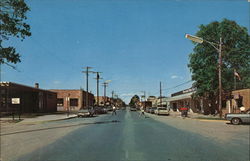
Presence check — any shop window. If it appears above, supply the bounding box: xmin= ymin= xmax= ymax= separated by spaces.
xmin=70 ymin=98 xmax=78 ymax=107
xmin=57 ymin=98 xmax=64 ymax=106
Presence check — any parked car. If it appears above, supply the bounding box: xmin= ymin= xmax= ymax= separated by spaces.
xmin=150 ymin=107 xmax=157 ymax=114
xmin=130 ymin=107 xmax=137 ymax=111
xmin=94 ymin=106 xmax=107 ymax=114
xmin=106 ymin=106 xmax=113 ymax=111
xmin=77 ymin=107 xmax=95 ymax=117
xmin=154 ymin=107 xmax=169 ymax=115
xmin=146 ymin=107 xmax=151 ymax=113
xmin=225 ymin=113 xmax=250 ymax=125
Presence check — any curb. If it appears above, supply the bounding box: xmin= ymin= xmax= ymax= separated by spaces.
xmin=18 ymin=116 xmax=78 ymax=125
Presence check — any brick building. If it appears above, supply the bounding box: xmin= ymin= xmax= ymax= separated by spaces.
xmin=94 ymin=96 xmax=111 ymax=106
xmin=223 ymin=88 xmax=250 ymax=114
xmin=50 ymin=89 xmax=94 ymax=111
xmin=0 ymin=82 xmax=57 ymax=114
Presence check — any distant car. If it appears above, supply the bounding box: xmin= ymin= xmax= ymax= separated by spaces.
xmin=150 ymin=107 xmax=157 ymax=114
xmin=155 ymin=107 xmax=169 ymax=115
xmin=77 ymin=108 xmax=95 ymax=117
xmin=106 ymin=106 xmax=113 ymax=111
xmin=130 ymin=107 xmax=137 ymax=111
xmin=146 ymin=107 xmax=151 ymax=113
xmin=225 ymin=113 xmax=250 ymax=125
xmin=94 ymin=106 xmax=107 ymax=114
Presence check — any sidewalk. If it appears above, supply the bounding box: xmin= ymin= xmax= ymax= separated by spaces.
xmin=0 ymin=114 xmax=77 ymax=124
xmin=168 ymin=111 xmax=225 ymax=121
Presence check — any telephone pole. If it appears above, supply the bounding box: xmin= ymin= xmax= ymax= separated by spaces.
xmin=102 ymin=82 xmax=108 ymax=106
xmin=111 ymin=90 xmax=114 ymax=105
xmin=82 ymin=66 xmax=95 ymax=108
xmin=160 ymin=82 xmax=162 ymax=107
xmin=94 ymin=72 xmax=102 ymax=106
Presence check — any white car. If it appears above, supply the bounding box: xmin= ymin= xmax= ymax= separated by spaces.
xmin=77 ymin=108 xmax=94 ymax=117
xmin=155 ymin=107 xmax=169 ymax=115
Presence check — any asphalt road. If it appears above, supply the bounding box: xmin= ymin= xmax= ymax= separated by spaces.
xmin=4 ymin=109 xmax=250 ymax=161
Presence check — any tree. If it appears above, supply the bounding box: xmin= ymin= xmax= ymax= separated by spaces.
xmin=129 ymin=95 xmax=140 ymax=107
xmin=188 ymin=19 xmax=250 ymax=113
xmin=0 ymin=0 xmax=31 ymax=64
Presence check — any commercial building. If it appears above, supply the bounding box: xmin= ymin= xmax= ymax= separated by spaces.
xmin=94 ymin=96 xmax=111 ymax=106
xmin=223 ymin=88 xmax=250 ymax=114
xmin=167 ymin=88 xmax=196 ymax=112
xmin=50 ymin=89 xmax=94 ymax=111
xmin=0 ymin=82 xmax=57 ymax=114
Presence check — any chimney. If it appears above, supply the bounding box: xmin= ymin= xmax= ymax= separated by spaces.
xmin=35 ymin=83 xmax=39 ymax=88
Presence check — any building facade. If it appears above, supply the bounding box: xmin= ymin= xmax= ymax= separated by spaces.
xmin=0 ymin=82 xmax=57 ymax=114
xmin=94 ymin=96 xmax=111 ymax=106
xmin=223 ymin=88 xmax=250 ymax=114
xmin=50 ymin=89 xmax=94 ymax=111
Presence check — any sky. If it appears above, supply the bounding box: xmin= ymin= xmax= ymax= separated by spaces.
xmin=2 ymin=0 xmax=249 ymax=103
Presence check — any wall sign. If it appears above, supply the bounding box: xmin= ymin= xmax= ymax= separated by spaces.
xmin=11 ymin=98 xmax=20 ymax=104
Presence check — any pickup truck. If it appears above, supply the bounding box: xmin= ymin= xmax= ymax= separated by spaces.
xmin=225 ymin=112 xmax=250 ymax=125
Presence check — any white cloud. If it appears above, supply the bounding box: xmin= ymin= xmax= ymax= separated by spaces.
xmin=171 ymin=75 xmax=178 ymax=79
xmin=53 ymin=80 xmax=61 ymax=84
xmin=170 ymin=75 xmax=184 ymax=79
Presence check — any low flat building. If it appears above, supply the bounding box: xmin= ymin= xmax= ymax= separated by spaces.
xmin=223 ymin=88 xmax=250 ymax=114
xmin=50 ymin=89 xmax=94 ymax=111
xmin=0 ymin=82 xmax=57 ymax=114
xmin=167 ymin=88 xmax=196 ymax=112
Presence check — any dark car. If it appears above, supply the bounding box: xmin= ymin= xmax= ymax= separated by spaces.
xmin=94 ymin=106 xmax=107 ymax=114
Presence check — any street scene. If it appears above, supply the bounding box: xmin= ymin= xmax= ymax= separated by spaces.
xmin=0 ymin=0 xmax=250 ymax=161
xmin=1 ymin=109 xmax=249 ymax=161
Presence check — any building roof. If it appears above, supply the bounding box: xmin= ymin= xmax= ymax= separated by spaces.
xmin=0 ymin=82 xmax=56 ymax=94
xmin=166 ymin=92 xmax=194 ymax=102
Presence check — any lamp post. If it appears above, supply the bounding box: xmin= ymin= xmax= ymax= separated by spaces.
xmin=185 ymin=34 xmax=223 ymax=118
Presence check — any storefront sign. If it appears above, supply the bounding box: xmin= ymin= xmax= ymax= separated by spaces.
xmin=11 ymin=98 xmax=20 ymax=104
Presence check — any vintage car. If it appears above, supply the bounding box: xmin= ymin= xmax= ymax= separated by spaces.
xmin=225 ymin=113 xmax=250 ymax=125
xmin=154 ymin=107 xmax=169 ymax=115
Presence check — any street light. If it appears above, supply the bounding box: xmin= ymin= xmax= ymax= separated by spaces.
xmin=185 ymin=34 xmax=223 ymax=118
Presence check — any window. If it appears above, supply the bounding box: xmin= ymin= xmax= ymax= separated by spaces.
xmin=70 ymin=98 xmax=78 ymax=107
xmin=57 ymin=98 xmax=64 ymax=106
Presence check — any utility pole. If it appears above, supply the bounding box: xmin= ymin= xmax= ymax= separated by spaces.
xmin=112 ymin=90 xmax=114 ymax=105
xmin=160 ymin=82 xmax=162 ymax=107
xmin=82 ymin=66 xmax=95 ymax=109
xmin=218 ymin=37 xmax=222 ymax=118
xmin=102 ymin=82 xmax=108 ymax=106
xmin=94 ymin=72 xmax=102 ymax=106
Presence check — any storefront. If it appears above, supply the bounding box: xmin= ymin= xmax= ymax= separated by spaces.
xmin=0 ymin=82 xmax=57 ymax=114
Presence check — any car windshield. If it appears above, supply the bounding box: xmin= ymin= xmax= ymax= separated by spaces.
xmin=1 ymin=0 xmax=249 ymax=161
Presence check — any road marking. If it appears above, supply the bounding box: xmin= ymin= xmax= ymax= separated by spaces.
xmin=125 ymin=150 xmax=129 ymax=159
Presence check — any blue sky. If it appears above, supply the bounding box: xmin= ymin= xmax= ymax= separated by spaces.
xmin=2 ymin=0 xmax=249 ymax=103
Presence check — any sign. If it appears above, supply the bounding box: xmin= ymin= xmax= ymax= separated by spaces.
xmin=11 ymin=98 xmax=20 ymax=104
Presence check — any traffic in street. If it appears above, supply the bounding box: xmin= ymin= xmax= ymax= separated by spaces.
xmin=1 ymin=108 xmax=249 ymax=161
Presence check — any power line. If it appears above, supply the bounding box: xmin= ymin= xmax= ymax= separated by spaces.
xmin=162 ymin=80 xmax=193 ymax=91
xmin=150 ymin=80 xmax=193 ymax=96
